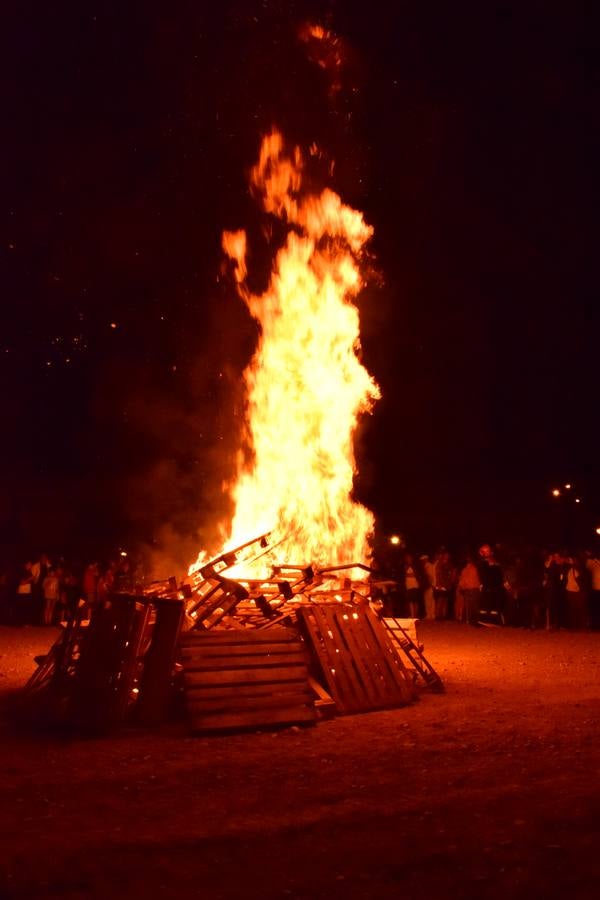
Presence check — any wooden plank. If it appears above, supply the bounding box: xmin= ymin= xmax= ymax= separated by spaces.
xmin=187 ymin=691 xmax=313 ymax=714
xmin=361 ymin=613 xmax=409 ymax=683
xmin=181 ymin=652 xmax=308 ymax=671
xmin=334 ymin=607 xmax=398 ymax=708
xmin=308 ymin=676 xmax=337 ymax=719
xmin=306 ymin=605 xmax=362 ymax=712
xmin=189 ymin=705 xmax=316 ymax=733
xmin=343 ymin=609 xmax=408 ymax=702
xmin=307 ymin=675 xmax=334 ymax=704
xmin=319 ymin=605 xmax=364 ymax=711
xmin=185 ymin=681 xmax=311 ymax=700
xmin=183 ymin=665 xmax=308 ymax=686
xmin=182 ymin=627 xmax=298 ymax=644
xmin=181 ymin=641 xmax=305 ymax=658
xmin=361 ymin=609 xmax=413 ymax=703
xmin=330 ymin=607 xmax=385 ymax=703
xmin=330 ymin=613 xmax=393 ymax=709
xmin=299 ymin=605 xmax=357 ymax=712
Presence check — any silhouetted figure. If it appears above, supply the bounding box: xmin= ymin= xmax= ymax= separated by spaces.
xmin=543 ymin=552 xmax=566 ymax=629
xmin=457 ymin=555 xmax=482 ymax=625
xmin=433 ymin=549 xmax=455 ymax=619
xmin=585 ymin=551 xmax=600 ymax=630
xmin=478 ymin=544 xmax=506 ymax=623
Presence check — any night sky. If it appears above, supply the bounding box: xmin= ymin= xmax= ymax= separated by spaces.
xmin=2 ymin=1 xmax=595 ymax=566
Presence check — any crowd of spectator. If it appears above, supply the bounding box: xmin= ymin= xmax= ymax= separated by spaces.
xmin=1 ymin=544 xmax=600 ymax=632
xmin=0 ymin=554 xmax=137 ymax=626
xmin=375 ymin=543 xmax=600 ymax=630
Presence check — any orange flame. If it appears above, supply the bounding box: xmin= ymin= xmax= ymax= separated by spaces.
xmin=193 ymin=130 xmax=380 ymax=571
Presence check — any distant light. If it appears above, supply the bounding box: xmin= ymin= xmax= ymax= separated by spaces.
xmin=551 ymin=489 xmax=561 ymax=497
xmin=575 ymin=498 xmax=581 ymax=504
xmin=596 ymin=527 xmax=600 ymax=536
xmin=565 ymin=483 xmax=572 ymax=490
xmin=120 ymin=551 xmax=128 ymax=557
xmin=110 ymin=322 xmax=117 ymax=329
xmin=390 ymin=535 xmax=400 ymax=545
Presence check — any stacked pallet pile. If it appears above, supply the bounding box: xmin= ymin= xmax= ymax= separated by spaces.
xmin=18 ymin=533 xmax=442 ymax=736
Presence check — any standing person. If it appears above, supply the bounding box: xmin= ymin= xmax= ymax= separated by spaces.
xmin=62 ymin=569 xmax=82 ymax=620
xmin=503 ymin=554 xmax=520 ymax=626
xmin=420 ymin=554 xmax=436 ymax=619
xmin=82 ymin=563 xmax=99 ymax=619
xmin=585 ymin=550 xmax=600 ymax=630
xmin=543 ymin=551 xmax=567 ymax=629
xmin=457 ymin=554 xmax=482 ymax=625
xmin=564 ymin=554 xmax=588 ymax=630
xmin=433 ymin=548 xmax=455 ymax=620
xmin=401 ymin=552 xmax=424 ymax=618
xmin=478 ymin=544 xmax=506 ymax=623
xmin=42 ymin=568 xmax=61 ymax=626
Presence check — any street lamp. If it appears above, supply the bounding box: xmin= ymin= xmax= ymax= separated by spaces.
xmin=389 ymin=535 xmax=400 ymax=546
xmin=551 ymin=489 xmax=561 ymax=497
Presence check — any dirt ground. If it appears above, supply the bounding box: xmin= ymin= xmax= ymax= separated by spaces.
xmin=0 ymin=622 xmax=599 ymax=900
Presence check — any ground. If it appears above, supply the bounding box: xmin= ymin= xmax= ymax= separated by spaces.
xmin=0 ymin=623 xmax=599 ymax=900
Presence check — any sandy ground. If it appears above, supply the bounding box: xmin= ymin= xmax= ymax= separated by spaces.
xmin=0 ymin=622 xmax=599 ymax=900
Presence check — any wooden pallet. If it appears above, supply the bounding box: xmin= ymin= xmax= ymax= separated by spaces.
xmin=382 ymin=617 xmax=444 ymax=693
xmin=297 ymin=605 xmax=414 ymax=714
xmin=181 ymin=627 xmax=316 ymax=733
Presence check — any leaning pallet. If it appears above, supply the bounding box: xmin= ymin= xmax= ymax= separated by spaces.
xmin=297 ymin=604 xmax=415 ymax=714
xmin=181 ymin=627 xmax=317 ymax=733
xmin=381 ymin=617 xmax=444 ymax=693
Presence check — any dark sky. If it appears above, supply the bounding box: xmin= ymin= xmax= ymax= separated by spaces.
xmin=1 ymin=0 xmax=596 ymax=562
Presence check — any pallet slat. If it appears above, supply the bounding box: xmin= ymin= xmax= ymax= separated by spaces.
xmin=181 ymin=642 xmax=305 ymax=658
xmin=185 ymin=682 xmax=310 ymax=700
xmin=189 ymin=705 xmax=315 ymax=733
xmin=184 ymin=665 xmax=309 ymax=686
xmin=188 ymin=691 xmax=313 ymax=714
xmin=182 ymin=627 xmax=297 ymax=644
xmin=182 ymin=652 xmax=308 ymax=671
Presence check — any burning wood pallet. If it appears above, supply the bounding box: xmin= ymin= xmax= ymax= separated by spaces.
xmin=181 ymin=627 xmax=316 ymax=733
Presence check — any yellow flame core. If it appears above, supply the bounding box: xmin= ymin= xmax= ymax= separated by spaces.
xmin=198 ymin=131 xmax=380 ymax=569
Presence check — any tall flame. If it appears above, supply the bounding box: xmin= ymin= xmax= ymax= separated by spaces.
xmin=200 ymin=130 xmax=380 ymax=568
